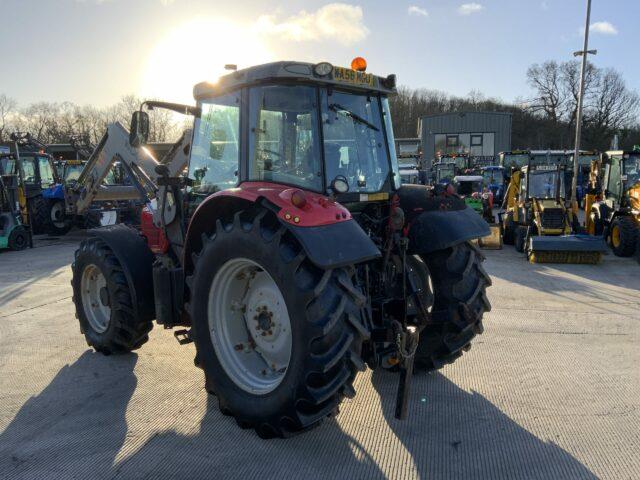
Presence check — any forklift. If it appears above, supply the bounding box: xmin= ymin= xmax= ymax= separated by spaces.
xmin=0 ymin=173 xmax=31 ymax=251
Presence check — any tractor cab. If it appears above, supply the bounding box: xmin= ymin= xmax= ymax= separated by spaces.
xmin=601 ymin=151 xmax=640 ymax=209
xmin=481 ymin=166 xmax=505 ymax=204
xmin=59 ymin=160 xmax=87 ymax=185
xmin=432 ymin=162 xmax=456 ymax=185
xmin=185 ymin=61 xmax=400 ymax=214
xmin=499 ymin=150 xmax=531 ymax=178
xmin=515 ymin=164 xmax=571 ymax=238
xmin=438 ymin=153 xmax=470 ymax=172
xmin=395 ymin=138 xmax=422 ymax=184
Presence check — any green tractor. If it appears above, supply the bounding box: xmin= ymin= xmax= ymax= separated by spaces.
xmin=453 ymin=175 xmax=494 ymax=223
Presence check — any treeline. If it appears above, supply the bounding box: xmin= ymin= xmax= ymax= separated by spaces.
xmin=0 ymin=94 xmax=182 ymax=146
xmin=1 ymin=60 xmax=639 ymax=152
xmin=389 ymin=60 xmax=640 ymax=152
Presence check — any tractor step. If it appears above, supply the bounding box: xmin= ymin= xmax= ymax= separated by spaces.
xmin=174 ymin=329 xmax=193 ymax=345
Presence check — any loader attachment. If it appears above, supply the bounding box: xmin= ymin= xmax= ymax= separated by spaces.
xmin=478 ymin=224 xmax=503 ymax=249
xmin=527 ymin=234 xmax=607 ymax=264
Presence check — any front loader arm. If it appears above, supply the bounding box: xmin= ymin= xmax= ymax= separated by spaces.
xmin=65 ymin=122 xmax=191 ymax=224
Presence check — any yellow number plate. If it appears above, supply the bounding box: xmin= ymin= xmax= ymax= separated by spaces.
xmin=332 ymin=67 xmax=375 ymax=87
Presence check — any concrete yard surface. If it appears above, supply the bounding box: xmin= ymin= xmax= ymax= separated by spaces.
xmin=0 ymin=237 xmax=638 ymax=479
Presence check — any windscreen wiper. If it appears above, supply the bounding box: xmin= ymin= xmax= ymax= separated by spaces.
xmin=329 ymin=103 xmax=379 ymax=132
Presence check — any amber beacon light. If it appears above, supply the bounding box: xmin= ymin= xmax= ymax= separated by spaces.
xmin=351 ymin=57 xmax=367 ymax=72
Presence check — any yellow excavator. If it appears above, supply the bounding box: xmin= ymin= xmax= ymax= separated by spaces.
xmin=501 ymin=164 xmax=606 ymax=263
xmin=586 ymin=150 xmax=640 ymax=259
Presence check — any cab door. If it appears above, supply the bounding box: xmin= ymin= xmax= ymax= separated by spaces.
xmin=605 ymin=156 xmax=622 ymax=208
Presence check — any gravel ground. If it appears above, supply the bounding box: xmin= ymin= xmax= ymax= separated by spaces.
xmin=0 ymin=235 xmax=638 ymax=480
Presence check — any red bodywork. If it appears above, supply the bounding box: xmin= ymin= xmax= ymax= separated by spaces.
xmin=202 ymin=182 xmax=351 ymax=227
xmin=140 ymin=206 xmax=170 ymax=254
xmin=143 ymin=182 xmax=353 ymax=270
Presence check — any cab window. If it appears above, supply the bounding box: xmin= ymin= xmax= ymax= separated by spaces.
xmin=189 ymin=92 xmax=241 ymax=195
xmin=38 ymin=156 xmax=55 ymax=185
xmin=248 ymin=85 xmax=322 ymax=191
xmin=22 ymin=159 xmax=36 ymax=183
xmin=321 ymin=90 xmax=390 ymax=193
xmin=607 ymin=157 xmax=622 ymax=201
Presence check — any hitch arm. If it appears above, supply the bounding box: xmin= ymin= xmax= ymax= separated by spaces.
xmin=394 ymin=324 xmax=420 ymax=420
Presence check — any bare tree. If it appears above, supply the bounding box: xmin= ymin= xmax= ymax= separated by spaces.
xmin=526 ymin=61 xmax=565 ymax=123
xmin=0 ymin=94 xmax=18 ymax=142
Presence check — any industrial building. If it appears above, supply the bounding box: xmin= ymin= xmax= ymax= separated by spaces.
xmin=418 ymin=111 xmax=512 ymax=169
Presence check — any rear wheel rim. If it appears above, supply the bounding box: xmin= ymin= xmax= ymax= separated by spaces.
xmin=50 ymin=201 xmax=66 ymax=228
xmin=208 ymin=257 xmax=292 ymax=395
xmin=80 ymin=264 xmax=111 ymax=333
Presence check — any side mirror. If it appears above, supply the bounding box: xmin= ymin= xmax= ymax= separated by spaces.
xmin=129 ymin=110 xmax=150 ymax=147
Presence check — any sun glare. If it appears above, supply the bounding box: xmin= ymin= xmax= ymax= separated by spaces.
xmin=141 ymin=18 xmax=273 ymax=103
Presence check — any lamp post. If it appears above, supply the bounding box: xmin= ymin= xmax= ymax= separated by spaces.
xmin=571 ymin=0 xmax=597 ymax=206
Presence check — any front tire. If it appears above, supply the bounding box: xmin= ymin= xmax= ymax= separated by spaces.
xmin=188 ymin=210 xmax=368 ymax=438
xmin=72 ymin=237 xmax=153 ymax=354
xmin=8 ymin=225 xmax=29 ymax=251
xmin=609 ymin=216 xmax=637 ymax=257
xmin=415 ymin=242 xmax=491 ymax=371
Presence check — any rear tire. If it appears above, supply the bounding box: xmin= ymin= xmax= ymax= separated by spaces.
xmin=514 ymin=226 xmax=527 ymax=253
xmin=46 ymin=199 xmax=73 ymax=236
xmin=415 ymin=242 xmax=491 ymax=371
xmin=503 ymin=212 xmax=516 ymax=245
xmin=8 ymin=225 xmax=29 ymax=251
xmin=610 ymin=216 xmax=637 ymax=257
xmin=28 ymin=195 xmax=48 ymax=234
xmin=188 ymin=210 xmax=368 ymax=438
xmin=71 ymin=237 xmax=153 ymax=354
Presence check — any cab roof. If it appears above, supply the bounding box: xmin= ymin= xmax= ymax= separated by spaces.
xmin=604 ymin=150 xmax=640 ymax=156
xmin=193 ymin=61 xmax=397 ymax=100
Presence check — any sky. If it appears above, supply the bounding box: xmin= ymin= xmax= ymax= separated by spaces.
xmin=1 ymin=0 xmax=638 ymax=107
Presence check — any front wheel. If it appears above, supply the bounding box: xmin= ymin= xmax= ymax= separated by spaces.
xmin=8 ymin=225 xmax=29 ymax=251
xmin=188 ymin=210 xmax=368 ymax=438
xmin=609 ymin=217 xmax=637 ymax=257
xmin=415 ymin=242 xmax=491 ymax=371
xmin=71 ymin=237 xmax=153 ymax=354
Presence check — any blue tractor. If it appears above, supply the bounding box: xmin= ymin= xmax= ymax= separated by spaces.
xmin=481 ymin=165 xmax=505 ymax=205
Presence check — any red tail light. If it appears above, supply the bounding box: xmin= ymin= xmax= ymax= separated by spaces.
xmin=291 ymin=189 xmax=307 ymax=208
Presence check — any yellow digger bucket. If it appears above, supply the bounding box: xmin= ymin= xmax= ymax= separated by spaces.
xmin=478 ymin=224 xmax=503 ymax=250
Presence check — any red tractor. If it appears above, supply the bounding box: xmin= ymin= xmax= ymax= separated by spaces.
xmin=71 ymin=59 xmax=491 ymax=437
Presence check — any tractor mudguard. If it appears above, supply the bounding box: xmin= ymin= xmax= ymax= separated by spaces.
xmin=184 ymin=182 xmax=381 ymax=272
xmin=287 ymin=220 xmax=380 ymax=269
xmin=396 ymin=184 xmax=490 ymax=254
xmin=87 ymin=224 xmax=155 ymax=320
xmin=42 ymin=184 xmax=65 ymax=200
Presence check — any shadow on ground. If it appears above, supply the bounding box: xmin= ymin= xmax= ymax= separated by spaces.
xmin=485 ymin=246 xmax=640 ymax=313
xmin=0 ymin=353 xmax=597 ymax=480
xmin=0 ymin=234 xmax=84 ymax=309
